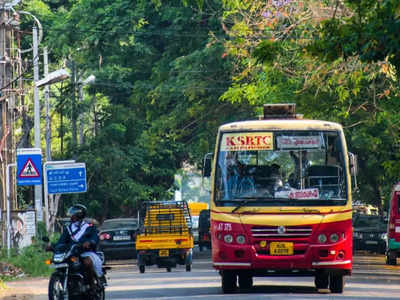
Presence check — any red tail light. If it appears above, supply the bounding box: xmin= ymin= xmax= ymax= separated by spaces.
xmin=388 ymin=220 xmax=395 ymax=239
xmin=100 ymin=233 xmax=111 ymax=240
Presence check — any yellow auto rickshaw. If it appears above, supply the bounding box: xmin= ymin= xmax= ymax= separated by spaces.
xmin=135 ymin=200 xmax=194 ymax=273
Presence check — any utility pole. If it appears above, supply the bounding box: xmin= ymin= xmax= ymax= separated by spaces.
xmin=44 ymin=47 xmax=51 ymax=161
xmin=71 ymin=60 xmax=77 ymax=148
xmin=0 ymin=3 xmax=23 ymax=245
xmin=32 ymin=25 xmax=42 ymax=221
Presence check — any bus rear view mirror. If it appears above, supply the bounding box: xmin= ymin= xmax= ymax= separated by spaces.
xmin=349 ymin=152 xmax=358 ymax=176
xmin=349 ymin=152 xmax=358 ymax=191
xmin=202 ymin=153 xmax=213 ymax=178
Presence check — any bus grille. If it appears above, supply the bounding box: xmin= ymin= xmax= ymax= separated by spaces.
xmin=251 ymin=226 xmax=313 ymax=238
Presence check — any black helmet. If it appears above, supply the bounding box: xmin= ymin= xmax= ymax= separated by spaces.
xmin=67 ymin=204 xmax=87 ymax=220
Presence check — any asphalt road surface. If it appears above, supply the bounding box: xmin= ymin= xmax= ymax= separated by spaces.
xmin=2 ymin=249 xmax=400 ymax=299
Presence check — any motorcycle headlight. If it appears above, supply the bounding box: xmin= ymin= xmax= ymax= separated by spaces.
xmin=53 ymin=253 xmax=66 ymax=263
xmin=380 ymin=233 xmax=388 ymax=240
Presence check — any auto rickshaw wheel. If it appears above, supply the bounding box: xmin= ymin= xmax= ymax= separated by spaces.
xmin=386 ymin=251 xmax=397 ymax=265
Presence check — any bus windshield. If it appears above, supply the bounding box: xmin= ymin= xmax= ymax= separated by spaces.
xmin=215 ymin=130 xmax=347 ymax=206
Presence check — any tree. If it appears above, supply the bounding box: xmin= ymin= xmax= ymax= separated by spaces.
xmin=44 ymin=0 xmax=252 ymax=219
xmin=219 ymin=0 xmax=400 ymax=208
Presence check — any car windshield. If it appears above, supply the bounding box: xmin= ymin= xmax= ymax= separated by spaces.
xmin=101 ymin=219 xmax=138 ymax=230
xmin=215 ymin=130 xmax=347 ymax=206
xmin=354 ymin=216 xmax=386 ymax=228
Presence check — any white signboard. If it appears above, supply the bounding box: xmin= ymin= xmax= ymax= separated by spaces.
xmin=275 ymin=188 xmax=319 ymax=200
xmin=277 ymin=136 xmax=322 ymax=149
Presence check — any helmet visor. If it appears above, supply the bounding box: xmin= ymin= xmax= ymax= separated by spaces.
xmin=67 ymin=207 xmax=82 ymax=218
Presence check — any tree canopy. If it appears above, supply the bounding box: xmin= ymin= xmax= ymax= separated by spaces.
xmin=15 ymin=0 xmax=400 ymax=219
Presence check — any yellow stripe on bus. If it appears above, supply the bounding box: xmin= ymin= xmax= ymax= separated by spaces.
xmin=211 ymin=210 xmax=352 ymax=226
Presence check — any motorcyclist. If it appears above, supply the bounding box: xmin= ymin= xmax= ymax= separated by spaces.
xmin=54 ymin=204 xmax=103 ymax=294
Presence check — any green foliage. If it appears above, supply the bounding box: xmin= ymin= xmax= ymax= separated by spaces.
xmin=253 ymin=40 xmax=281 ymax=63
xmin=36 ymin=221 xmax=48 ymax=241
xmin=18 ymin=0 xmax=400 ymax=218
xmin=219 ymin=0 xmax=400 ymax=208
xmin=309 ymin=0 xmax=400 ymax=72
xmin=0 ymin=243 xmax=52 ymax=279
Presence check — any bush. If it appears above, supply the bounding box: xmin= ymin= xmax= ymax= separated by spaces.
xmin=0 ymin=241 xmax=53 ymax=280
xmin=0 ymin=226 xmax=61 ymax=281
xmin=10 ymin=243 xmax=53 ymax=277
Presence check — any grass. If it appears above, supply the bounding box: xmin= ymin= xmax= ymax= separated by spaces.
xmin=0 ymin=223 xmax=60 ymax=283
xmin=0 ymin=242 xmax=53 ymax=281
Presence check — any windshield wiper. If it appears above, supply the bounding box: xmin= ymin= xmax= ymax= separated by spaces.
xmin=231 ymin=197 xmax=257 ymax=213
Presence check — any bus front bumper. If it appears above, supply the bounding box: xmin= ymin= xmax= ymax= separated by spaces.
xmin=212 ymin=242 xmax=352 ymax=274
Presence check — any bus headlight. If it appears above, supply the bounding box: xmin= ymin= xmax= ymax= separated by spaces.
xmin=329 ymin=233 xmax=339 ymax=243
xmin=318 ymin=234 xmax=327 ymax=243
xmin=224 ymin=234 xmax=233 ymax=243
xmin=236 ymin=235 xmax=246 ymax=244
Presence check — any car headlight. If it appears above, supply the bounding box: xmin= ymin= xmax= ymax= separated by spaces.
xmin=318 ymin=234 xmax=327 ymax=243
xmin=224 ymin=234 xmax=233 ymax=243
xmin=354 ymin=232 xmax=362 ymax=239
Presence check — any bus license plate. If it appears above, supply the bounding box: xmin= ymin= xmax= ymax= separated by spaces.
xmin=159 ymin=249 xmax=169 ymax=257
xmin=270 ymin=242 xmax=294 ymax=255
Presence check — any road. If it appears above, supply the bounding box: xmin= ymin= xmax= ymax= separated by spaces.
xmin=2 ymin=249 xmax=400 ymax=299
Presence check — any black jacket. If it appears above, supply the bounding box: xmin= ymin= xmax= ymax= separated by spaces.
xmin=55 ymin=220 xmax=99 ymax=252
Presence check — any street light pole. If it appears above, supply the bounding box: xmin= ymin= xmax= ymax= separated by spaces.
xmin=33 ymin=25 xmax=43 ymax=222
xmin=78 ymin=75 xmax=95 ymax=145
xmin=36 ymin=60 xmax=69 ymax=231
xmin=44 ymin=47 xmax=51 ymax=161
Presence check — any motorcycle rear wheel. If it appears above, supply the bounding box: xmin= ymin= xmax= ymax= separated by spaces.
xmin=48 ymin=273 xmax=67 ymax=300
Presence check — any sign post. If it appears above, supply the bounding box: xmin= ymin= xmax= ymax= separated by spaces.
xmin=42 ymin=160 xmax=75 ymax=231
xmin=44 ymin=162 xmax=87 ymax=194
xmin=43 ymin=162 xmax=87 ymax=231
xmin=17 ymin=148 xmax=43 ymax=221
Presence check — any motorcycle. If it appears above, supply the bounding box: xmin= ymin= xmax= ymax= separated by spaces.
xmin=45 ymin=240 xmax=108 ymax=300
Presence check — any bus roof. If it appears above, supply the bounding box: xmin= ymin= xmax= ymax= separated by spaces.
xmin=219 ymin=119 xmax=343 ymax=132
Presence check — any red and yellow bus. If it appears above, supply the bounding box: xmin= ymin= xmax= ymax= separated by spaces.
xmin=203 ymin=104 xmax=357 ymax=293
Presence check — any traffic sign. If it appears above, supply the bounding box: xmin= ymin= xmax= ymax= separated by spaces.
xmin=17 ymin=148 xmax=42 ymax=185
xmin=45 ymin=163 xmax=87 ymax=194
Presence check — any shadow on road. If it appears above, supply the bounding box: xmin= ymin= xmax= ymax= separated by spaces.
xmin=106 ymin=285 xmax=321 ymax=299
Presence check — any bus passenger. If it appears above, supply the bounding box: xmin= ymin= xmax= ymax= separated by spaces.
xmin=289 ymin=150 xmax=310 ymax=188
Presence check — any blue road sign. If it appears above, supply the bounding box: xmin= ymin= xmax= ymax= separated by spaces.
xmin=45 ymin=163 xmax=87 ymax=194
xmin=17 ymin=148 xmax=42 ymax=185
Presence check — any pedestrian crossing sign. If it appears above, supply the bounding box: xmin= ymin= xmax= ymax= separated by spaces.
xmin=19 ymin=158 xmax=40 ymax=177
xmin=17 ymin=148 xmax=42 ymax=185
